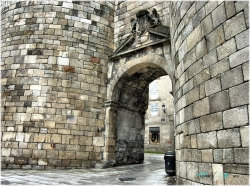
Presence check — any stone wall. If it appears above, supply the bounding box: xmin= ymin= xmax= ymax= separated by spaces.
xmin=1 ymin=0 xmax=114 ymax=169
xmin=114 ymin=1 xmax=170 ymax=49
xmin=170 ymin=1 xmax=249 ymax=184
xmin=1 ymin=1 xmax=249 ymax=183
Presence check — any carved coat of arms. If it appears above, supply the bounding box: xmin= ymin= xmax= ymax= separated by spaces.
xmin=131 ymin=9 xmax=160 ymax=44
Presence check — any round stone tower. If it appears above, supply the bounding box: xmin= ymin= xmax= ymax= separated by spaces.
xmin=1 ymin=1 xmax=114 ymax=169
xmin=170 ymin=1 xmax=249 ymax=185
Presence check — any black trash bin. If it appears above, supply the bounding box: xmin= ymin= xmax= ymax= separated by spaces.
xmin=164 ymin=151 xmax=175 ymax=176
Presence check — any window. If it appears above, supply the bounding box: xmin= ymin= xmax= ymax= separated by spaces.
xmin=150 ymin=103 xmax=158 ymax=116
xmin=161 ymin=118 xmax=165 ymax=122
xmin=149 ymin=81 xmax=158 ymax=99
xmin=149 ymin=127 xmax=160 ymax=143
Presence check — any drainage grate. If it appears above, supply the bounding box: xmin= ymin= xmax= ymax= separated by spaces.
xmin=119 ymin=177 xmax=136 ymax=181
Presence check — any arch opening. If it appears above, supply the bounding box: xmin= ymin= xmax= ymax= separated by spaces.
xmin=104 ymin=60 xmax=174 ymax=166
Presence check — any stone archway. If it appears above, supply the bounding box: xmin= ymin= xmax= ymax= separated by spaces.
xmin=104 ymin=53 xmax=174 ymax=166
xmin=102 ymin=8 xmax=175 ymax=167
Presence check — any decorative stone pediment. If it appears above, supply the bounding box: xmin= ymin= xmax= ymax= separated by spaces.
xmin=109 ymin=9 xmax=170 ymax=60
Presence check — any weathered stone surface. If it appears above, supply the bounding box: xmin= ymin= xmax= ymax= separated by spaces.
xmin=229 ymin=48 xmax=249 ymax=68
xmin=201 ymin=149 xmax=213 ymax=163
xmin=193 ymin=97 xmax=210 ymax=118
xmin=179 ymin=161 xmax=187 ymax=178
xmin=33 ymin=150 xmax=46 ymax=159
xmin=203 ymin=49 xmax=217 ymax=68
xmin=210 ymin=57 xmax=230 ymax=77
xmin=225 ymin=174 xmax=249 ymax=185
xmin=224 ymin=12 xmax=246 ymax=40
xmin=191 ymin=134 xmax=197 ymax=149
xmin=63 ymin=66 xmax=75 ymax=72
xmin=235 ymin=30 xmax=249 ymax=50
xmin=200 ymin=112 xmax=222 ymax=132
xmin=229 ymin=82 xmax=249 ymax=107
xmin=217 ymin=38 xmax=237 ymax=60
xmin=197 ymin=131 xmax=217 ymax=149
xmin=240 ymin=126 xmax=249 ymax=147
xmin=206 ymin=26 xmax=225 ymax=52
xmin=198 ymin=163 xmax=212 ymax=184
xmin=212 ymin=3 xmax=226 ymax=28
xmin=209 ymin=90 xmax=230 ymax=113
xmin=205 ymin=76 xmax=221 ymax=96
xmin=201 ymin=14 xmax=213 ymax=35
xmin=221 ymin=66 xmax=243 ymax=90
xmin=234 ymin=148 xmax=249 ymax=164
xmin=187 ymin=118 xmax=200 ymax=135
xmin=217 ymin=128 xmax=241 ymax=148
xmin=93 ymin=137 xmax=104 ymax=146
xmin=185 ymin=86 xmax=199 ymax=105
xmin=187 ymin=25 xmax=203 ymax=51
xmin=224 ymin=1 xmax=236 ymax=18
xmin=212 ymin=164 xmax=224 ymax=185
xmin=242 ymin=62 xmax=249 ymax=81
xmin=223 ymin=106 xmax=248 ymax=128
xmin=186 ymin=162 xmax=199 ymax=182
xmin=194 ymin=68 xmax=210 ymax=87
xmin=223 ymin=164 xmax=249 ymax=174
xmin=214 ymin=148 xmax=235 ymax=163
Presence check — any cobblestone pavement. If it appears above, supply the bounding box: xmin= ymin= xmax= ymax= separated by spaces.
xmin=1 ymin=153 xmax=176 ymax=185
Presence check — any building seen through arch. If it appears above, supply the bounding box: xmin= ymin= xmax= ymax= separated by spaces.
xmin=144 ymin=75 xmax=175 ymax=152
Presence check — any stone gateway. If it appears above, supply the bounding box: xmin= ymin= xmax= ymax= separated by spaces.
xmin=1 ymin=1 xmax=249 ymax=185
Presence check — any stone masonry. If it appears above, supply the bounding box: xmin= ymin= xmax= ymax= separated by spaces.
xmin=1 ymin=0 xmax=115 ymax=169
xmin=1 ymin=1 xmax=249 ymax=185
xmin=171 ymin=1 xmax=249 ymax=185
